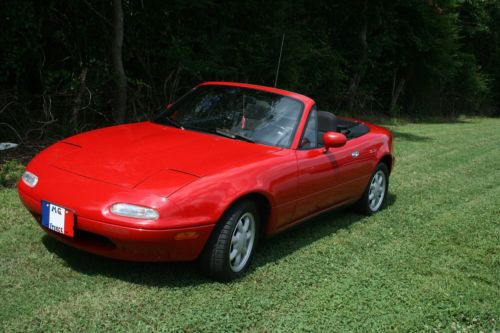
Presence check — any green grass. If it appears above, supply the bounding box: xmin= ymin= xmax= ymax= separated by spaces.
xmin=1 ymin=118 xmax=499 ymax=332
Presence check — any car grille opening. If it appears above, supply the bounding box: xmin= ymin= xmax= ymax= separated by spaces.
xmin=31 ymin=212 xmax=116 ymax=250
xmin=74 ymin=229 xmax=116 ymax=249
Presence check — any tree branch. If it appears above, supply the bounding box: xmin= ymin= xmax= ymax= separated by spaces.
xmin=83 ymin=0 xmax=112 ymax=27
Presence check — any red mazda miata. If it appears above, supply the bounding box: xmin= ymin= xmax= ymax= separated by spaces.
xmin=18 ymin=82 xmax=394 ymax=280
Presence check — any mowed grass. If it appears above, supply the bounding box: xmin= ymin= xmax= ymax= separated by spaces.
xmin=1 ymin=118 xmax=499 ymax=332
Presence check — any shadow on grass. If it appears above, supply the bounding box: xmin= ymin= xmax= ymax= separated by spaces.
xmin=253 ymin=193 xmax=397 ymax=270
xmin=42 ymin=193 xmax=397 ymax=287
xmin=349 ymin=114 xmax=476 ymax=126
xmin=392 ymin=131 xmax=433 ymax=142
xmin=404 ymin=117 xmax=474 ymax=124
xmin=42 ymin=236 xmax=210 ymax=287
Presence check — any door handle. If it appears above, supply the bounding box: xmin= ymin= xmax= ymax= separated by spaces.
xmin=351 ymin=151 xmax=359 ymax=158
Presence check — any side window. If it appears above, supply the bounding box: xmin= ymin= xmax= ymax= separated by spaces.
xmin=299 ymin=106 xmax=318 ymax=149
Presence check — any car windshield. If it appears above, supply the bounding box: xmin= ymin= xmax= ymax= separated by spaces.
xmin=155 ymin=85 xmax=304 ymax=148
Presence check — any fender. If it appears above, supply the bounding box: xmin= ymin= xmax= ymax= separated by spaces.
xmin=166 ymin=149 xmax=299 ymax=231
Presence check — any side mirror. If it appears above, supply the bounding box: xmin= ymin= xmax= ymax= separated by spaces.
xmin=323 ymin=132 xmax=347 ymax=150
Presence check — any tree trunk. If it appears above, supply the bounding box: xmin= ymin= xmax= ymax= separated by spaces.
xmin=346 ymin=0 xmax=368 ymax=111
xmin=71 ymin=67 xmax=87 ymax=133
xmin=111 ymin=0 xmax=127 ymax=124
xmin=389 ymin=71 xmax=406 ymax=116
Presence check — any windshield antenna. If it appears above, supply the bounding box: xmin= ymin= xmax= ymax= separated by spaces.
xmin=241 ymin=94 xmax=246 ymax=129
xmin=274 ymin=34 xmax=285 ymax=88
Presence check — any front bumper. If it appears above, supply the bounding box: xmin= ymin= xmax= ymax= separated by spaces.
xmin=19 ymin=188 xmax=214 ymax=262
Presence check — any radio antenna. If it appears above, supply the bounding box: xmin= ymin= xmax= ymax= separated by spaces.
xmin=274 ymin=34 xmax=285 ymax=88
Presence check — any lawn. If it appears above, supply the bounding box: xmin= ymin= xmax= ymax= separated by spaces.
xmin=1 ymin=118 xmax=499 ymax=332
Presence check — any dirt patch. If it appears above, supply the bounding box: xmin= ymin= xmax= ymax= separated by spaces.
xmin=0 ymin=141 xmax=54 ymax=166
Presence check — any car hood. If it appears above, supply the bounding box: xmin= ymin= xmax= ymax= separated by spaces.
xmin=50 ymin=122 xmax=281 ymax=189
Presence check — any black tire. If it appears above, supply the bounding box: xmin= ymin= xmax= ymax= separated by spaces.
xmin=199 ymin=200 xmax=260 ymax=281
xmin=355 ymin=162 xmax=389 ymax=215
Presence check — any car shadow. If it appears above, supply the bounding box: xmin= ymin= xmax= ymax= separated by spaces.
xmin=42 ymin=193 xmax=397 ymax=287
xmin=42 ymin=236 xmax=211 ymax=287
xmin=251 ymin=193 xmax=397 ymax=272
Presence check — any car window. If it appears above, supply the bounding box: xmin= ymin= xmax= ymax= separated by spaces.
xmin=299 ymin=106 xmax=318 ymax=149
xmin=156 ymin=85 xmax=304 ymax=148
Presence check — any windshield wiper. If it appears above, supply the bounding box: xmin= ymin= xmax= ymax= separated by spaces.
xmin=182 ymin=125 xmax=216 ymax=135
xmin=173 ymin=125 xmax=255 ymax=143
xmin=163 ymin=116 xmax=184 ymax=129
xmin=215 ymin=128 xmax=255 ymax=143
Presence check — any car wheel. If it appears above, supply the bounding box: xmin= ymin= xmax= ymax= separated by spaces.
xmin=200 ymin=200 xmax=260 ymax=281
xmin=356 ymin=162 xmax=389 ymax=215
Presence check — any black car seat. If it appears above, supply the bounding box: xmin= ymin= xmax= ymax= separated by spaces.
xmin=317 ymin=111 xmax=337 ymax=146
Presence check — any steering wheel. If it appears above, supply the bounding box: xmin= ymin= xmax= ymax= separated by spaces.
xmin=271 ymin=125 xmax=292 ymax=146
xmin=273 ymin=125 xmax=287 ymax=134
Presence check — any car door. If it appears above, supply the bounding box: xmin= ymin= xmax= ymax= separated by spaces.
xmin=293 ymin=109 xmax=373 ymax=220
xmin=326 ymin=136 xmax=375 ymax=202
xmin=293 ymin=108 xmax=342 ymax=219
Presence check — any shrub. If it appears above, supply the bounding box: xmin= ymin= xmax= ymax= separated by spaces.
xmin=0 ymin=160 xmax=24 ymax=188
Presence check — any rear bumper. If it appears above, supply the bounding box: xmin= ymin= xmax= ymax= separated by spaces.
xmin=19 ymin=188 xmax=214 ymax=262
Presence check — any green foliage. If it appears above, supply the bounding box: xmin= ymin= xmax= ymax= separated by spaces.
xmin=0 ymin=160 xmax=24 ymax=188
xmin=1 ymin=0 xmax=500 ymax=141
xmin=0 ymin=118 xmax=499 ymax=331
xmin=450 ymin=53 xmax=491 ymax=113
xmin=458 ymin=0 xmax=500 ymax=115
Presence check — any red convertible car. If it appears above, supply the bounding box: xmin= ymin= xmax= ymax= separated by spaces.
xmin=18 ymin=82 xmax=394 ymax=280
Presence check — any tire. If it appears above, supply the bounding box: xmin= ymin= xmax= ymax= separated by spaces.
xmin=355 ymin=162 xmax=389 ymax=215
xmin=199 ymin=200 xmax=260 ymax=281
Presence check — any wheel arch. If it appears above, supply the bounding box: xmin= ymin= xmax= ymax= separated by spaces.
xmin=220 ymin=191 xmax=272 ymax=236
xmin=379 ymin=154 xmax=394 ymax=174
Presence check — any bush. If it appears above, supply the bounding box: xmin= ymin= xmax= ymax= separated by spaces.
xmin=0 ymin=160 xmax=24 ymax=188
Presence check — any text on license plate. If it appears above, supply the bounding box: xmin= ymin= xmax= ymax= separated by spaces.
xmin=41 ymin=201 xmax=74 ymax=237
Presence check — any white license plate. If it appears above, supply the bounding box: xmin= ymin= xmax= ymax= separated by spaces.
xmin=41 ymin=201 xmax=75 ymax=237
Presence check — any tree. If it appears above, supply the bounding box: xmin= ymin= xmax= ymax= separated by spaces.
xmin=1 ymin=0 xmax=499 ymax=143
xmin=111 ymin=0 xmax=127 ymax=124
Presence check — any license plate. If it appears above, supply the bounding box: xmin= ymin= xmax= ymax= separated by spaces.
xmin=41 ymin=201 xmax=75 ymax=237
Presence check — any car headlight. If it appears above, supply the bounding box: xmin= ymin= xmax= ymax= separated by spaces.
xmin=21 ymin=171 xmax=38 ymax=188
xmin=110 ymin=203 xmax=159 ymax=220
